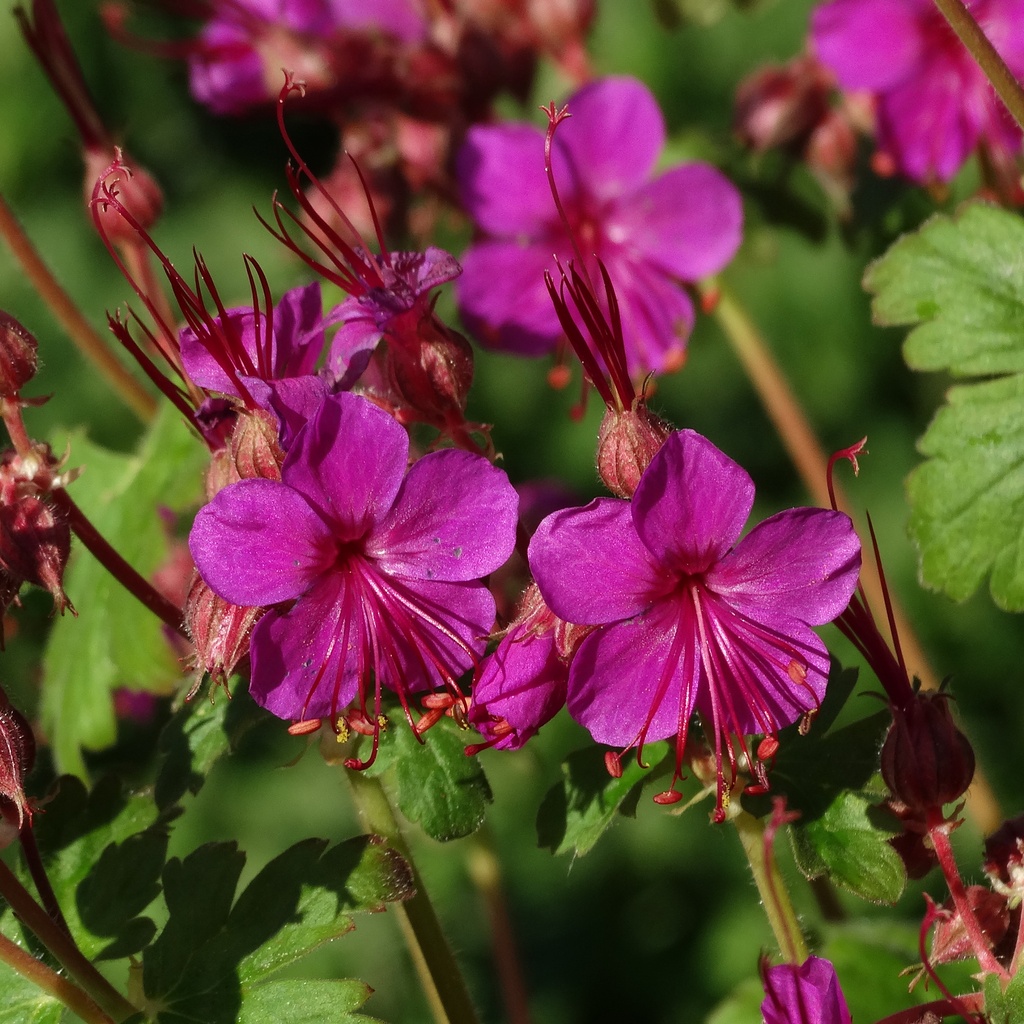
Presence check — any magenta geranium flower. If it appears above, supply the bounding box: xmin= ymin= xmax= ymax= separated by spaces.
xmin=455 ymin=75 xmax=743 ymax=376
xmin=528 ymin=429 xmax=860 ymax=814
xmin=188 ymin=0 xmax=427 ymax=115
xmin=811 ymin=0 xmax=1024 ymax=183
xmin=760 ymin=956 xmax=852 ymax=1024
xmin=189 ymin=391 xmax=519 ymax=761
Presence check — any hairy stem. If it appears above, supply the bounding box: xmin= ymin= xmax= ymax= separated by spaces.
xmin=932 ymin=0 xmax=1024 ymax=132
xmin=0 ymin=190 xmax=156 ymax=423
xmin=0 ymin=860 xmax=138 ymax=1021
xmin=345 ymin=770 xmax=481 ymax=1024
xmin=731 ymin=808 xmax=807 ymax=965
xmin=928 ymin=821 xmax=1009 ymax=981
xmin=708 ymin=281 xmax=1003 ymax=834
xmin=0 ymin=931 xmax=115 ymax=1024
xmin=19 ymin=825 xmax=72 ymax=937
xmin=50 ymin=489 xmax=187 ymax=639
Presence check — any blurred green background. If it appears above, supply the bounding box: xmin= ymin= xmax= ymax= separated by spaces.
xmin=1 ymin=1 xmax=1021 ymax=1021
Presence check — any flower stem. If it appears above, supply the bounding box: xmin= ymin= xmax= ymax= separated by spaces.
xmin=0 ymin=190 xmax=156 ymax=423
xmin=731 ymin=808 xmax=807 ymax=964
xmin=465 ymin=830 xmax=532 ymax=1024
xmin=928 ymin=820 xmax=1010 ymax=981
xmin=19 ymin=824 xmax=72 ymax=938
xmin=0 ymin=860 xmax=138 ymax=1021
xmin=932 ymin=0 xmax=1024 ymax=132
xmin=0 ymin=931 xmax=115 ymax=1024
xmin=345 ymin=770 xmax=481 ymax=1024
xmin=707 ymin=281 xmax=1003 ymax=834
xmin=50 ymin=488 xmax=187 ymax=639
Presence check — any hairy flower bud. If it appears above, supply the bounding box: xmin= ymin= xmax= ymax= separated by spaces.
xmin=929 ymin=886 xmax=1009 ymax=965
xmin=184 ymin=572 xmax=261 ymax=695
xmin=0 ymin=312 xmax=40 ymax=398
xmin=596 ymin=402 xmax=672 ymax=498
xmin=880 ymin=690 xmax=975 ymax=816
xmin=984 ymin=815 xmax=1024 ymax=900
xmin=0 ymin=687 xmax=35 ymax=831
xmin=734 ymin=56 xmax=831 ymax=154
xmin=86 ymin=148 xmax=163 ymax=247
xmin=229 ymin=410 xmax=285 ymax=483
xmin=0 ymin=495 xmax=72 ymax=620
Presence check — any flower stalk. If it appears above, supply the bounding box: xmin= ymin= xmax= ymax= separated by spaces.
xmin=706 ymin=280 xmax=1003 ymax=833
xmin=0 ymin=860 xmax=138 ymax=1021
xmin=932 ymin=0 xmax=1024 ymax=133
xmin=0 ymin=931 xmax=115 ymax=1024
xmin=345 ymin=770 xmax=480 ymax=1024
xmin=731 ymin=806 xmax=807 ymax=965
xmin=0 ymin=190 xmax=155 ymax=422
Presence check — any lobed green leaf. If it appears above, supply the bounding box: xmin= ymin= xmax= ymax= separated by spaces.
xmin=864 ymin=202 xmax=1024 ymax=610
xmin=42 ymin=404 xmax=207 ymax=776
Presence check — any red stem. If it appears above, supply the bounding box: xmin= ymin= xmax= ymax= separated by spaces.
xmin=50 ymin=489 xmax=187 ymax=639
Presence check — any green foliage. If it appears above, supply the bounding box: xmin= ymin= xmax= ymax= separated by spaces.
xmin=141 ymin=837 xmax=412 ymax=1023
xmin=789 ymin=790 xmax=905 ymax=903
xmin=42 ymin=404 xmax=207 ymax=776
xmin=154 ymin=683 xmax=268 ymax=811
xmin=536 ymin=742 xmax=669 ymax=856
xmin=986 ymin=970 xmax=1024 ymax=1024
xmin=365 ymin=715 xmax=492 ymax=842
xmin=238 ymin=980 xmax=380 ymax=1024
xmin=865 ymin=202 xmax=1024 ymax=610
xmin=27 ymin=775 xmax=167 ymax=961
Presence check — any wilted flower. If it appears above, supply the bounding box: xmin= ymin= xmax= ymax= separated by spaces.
xmin=456 ymin=75 xmax=743 ymax=375
xmin=760 ymin=956 xmax=853 ymax=1024
xmin=529 ymin=429 xmax=860 ymax=815
xmin=811 ymin=0 xmax=1024 ymax=184
xmin=189 ymin=391 xmax=518 ymax=764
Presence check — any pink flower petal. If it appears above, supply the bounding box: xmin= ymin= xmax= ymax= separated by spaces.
xmin=189 ymin=479 xmax=334 ymax=606
xmin=567 ymin=602 xmax=699 ymax=747
xmin=708 ymin=508 xmax=861 ymax=626
xmin=557 ymin=76 xmax=665 ymax=202
xmin=811 ymin=0 xmax=924 ymax=91
xmin=609 ymin=164 xmax=743 ymax=281
xmin=456 ymin=239 xmax=565 ymax=355
xmin=282 ymin=392 xmax=408 ymax=539
xmin=632 ymin=431 xmax=754 ymax=574
xmin=529 ymin=498 xmax=671 ymax=625
xmin=370 ymin=449 xmax=519 ymax=581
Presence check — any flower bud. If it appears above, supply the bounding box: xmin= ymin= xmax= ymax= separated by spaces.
xmin=0 ymin=687 xmax=35 ymax=830
xmin=229 ymin=409 xmax=285 ymax=483
xmin=734 ymin=56 xmax=831 ymax=154
xmin=0 ymin=312 xmax=39 ymax=398
xmin=597 ymin=402 xmax=672 ymax=498
xmin=85 ymin=148 xmax=163 ymax=247
xmin=184 ymin=572 xmax=261 ymax=693
xmin=984 ymin=815 xmax=1024 ymax=900
xmin=0 ymin=495 xmax=72 ymax=617
xmin=929 ymin=886 xmax=1009 ymax=965
xmin=880 ymin=690 xmax=975 ymax=816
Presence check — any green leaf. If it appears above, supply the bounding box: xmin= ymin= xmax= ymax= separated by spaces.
xmin=142 ymin=836 xmax=412 ymax=1024
xmin=864 ymin=202 xmax=1024 ymax=609
xmin=43 ymin=404 xmax=207 ymax=775
xmin=705 ymin=976 xmax=764 ymax=1024
xmin=239 ymin=979 xmax=380 ymax=1024
xmin=365 ymin=716 xmax=492 ymax=842
xmin=0 ymin=912 xmax=63 ymax=1024
xmin=986 ymin=970 xmax=1024 ymax=1024
xmin=154 ymin=681 xmax=268 ymax=811
xmin=742 ymin=664 xmax=885 ymax=823
xmin=789 ymin=790 xmax=905 ymax=903
xmin=29 ymin=775 xmax=168 ymax=961
xmin=536 ymin=743 xmax=668 ymax=857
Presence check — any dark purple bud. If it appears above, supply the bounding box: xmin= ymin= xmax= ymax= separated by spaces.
xmin=734 ymin=56 xmax=831 ymax=154
xmin=0 ymin=687 xmax=35 ymax=831
xmin=880 ymin=690 xmax=975 ymax=816
xmin=0 ymin=312 xmax=40 ymax=398
xmin=0 ymin=495 xmax=72 ymax=616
